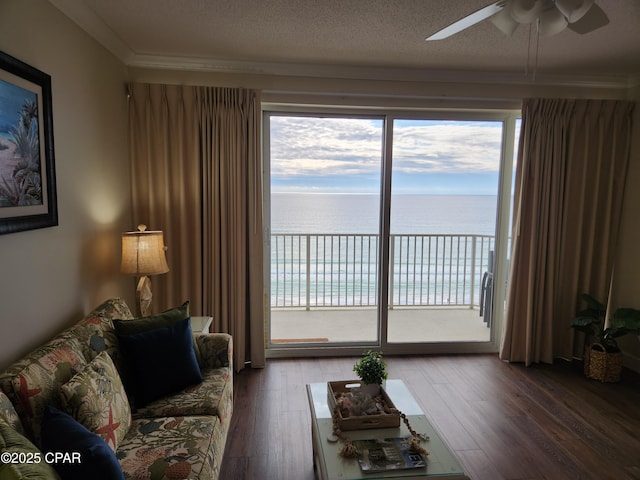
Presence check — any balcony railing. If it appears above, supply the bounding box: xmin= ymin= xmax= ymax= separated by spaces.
xmin=271 ymin=233 xmax=494 ymax=309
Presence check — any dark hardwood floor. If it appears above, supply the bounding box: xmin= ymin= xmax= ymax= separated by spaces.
xmin=219 ymin=354 xmax=640 ymax=480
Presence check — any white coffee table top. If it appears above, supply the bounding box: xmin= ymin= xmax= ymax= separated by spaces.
xmin=306 ymin=379 xmax=469 ymax=480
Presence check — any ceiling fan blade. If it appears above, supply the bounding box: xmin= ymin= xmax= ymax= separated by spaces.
xmin=567 ymin=3 xmax=609 ymax=34
xmin=426 ymin=1 xmax=508 ymax=41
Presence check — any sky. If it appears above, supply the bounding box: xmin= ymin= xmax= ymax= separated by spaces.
xmin=0 ymin=79 xmax=35 ymax=136
xmin=269 ymin=116 xmax=509 ymax=195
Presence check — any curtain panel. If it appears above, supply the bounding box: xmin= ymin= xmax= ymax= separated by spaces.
xmin=197 ymin=87 xmax=264 ymax=370
xmin=128 ymin=83 xmax=265 ymax=371
xmin=500 ymin=98 xmax=635 ymax=365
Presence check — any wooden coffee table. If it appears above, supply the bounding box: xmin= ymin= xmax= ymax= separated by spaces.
xmin=306 ymin=380 xmax=470 ymax=479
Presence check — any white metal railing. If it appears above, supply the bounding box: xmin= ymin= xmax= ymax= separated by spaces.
xmin=271 ymin=233 xmax=494 ymax=309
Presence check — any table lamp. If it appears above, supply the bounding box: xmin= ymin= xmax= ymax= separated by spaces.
xmin=120 ymin=224 xmax=169 ymax=317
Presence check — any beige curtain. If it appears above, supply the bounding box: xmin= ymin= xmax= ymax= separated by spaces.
xmin=128 ymin=83 xmax=265 ymax=371
xmin=128 ymin=84 xmax=202 ymax=311
xmin=197 ymin=87 xmax=265 ymax=370
xmin=500 ymin=98 xmax=635 ymax=365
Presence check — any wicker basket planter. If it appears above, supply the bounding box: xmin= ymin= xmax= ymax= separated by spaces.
xmin=328 ymin=380 xmax=400 ymax=431
xmin=571 ymin=294 xmax=640 ymax=383
xmin=585 ymin=343 xmax=624 ymax=383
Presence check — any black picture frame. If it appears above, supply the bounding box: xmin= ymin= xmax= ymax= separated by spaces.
xmin=0 ymin=50 xmax=57 ymax=235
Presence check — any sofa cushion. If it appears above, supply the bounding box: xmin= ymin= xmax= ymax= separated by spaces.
xmin=132 ymin=367 xmax=232 ymax=423
xmin=117 ymin=318 xmax=202 ymax=408
xmin=60 ymin=351 xmax=131 ymax=452
xmin=112 ymin=301 xmax=189 ymax=336
xmin=117 ymin=415 xmax=219 ymax=480
xmin=41 ymin=406 xmax=124 ymax=480
xmin=7 ymin=337 xmax=86 ymax=445
xmin=0 ymin=420 xmax=60 ymax=480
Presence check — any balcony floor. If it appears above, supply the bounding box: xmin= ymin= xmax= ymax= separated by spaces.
xmin=270 ymin=306 xmax=491 ymax=344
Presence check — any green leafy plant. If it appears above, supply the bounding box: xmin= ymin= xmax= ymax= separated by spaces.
xmin=10 ymin=99 xmax=40 ymax=170
xmin=0 ymin=99 xmax=42 ymax=207
xmin=353 ymin=350 xmax=388 ymax=386
xmin=571 ymin=293 xmax=640 ymax=352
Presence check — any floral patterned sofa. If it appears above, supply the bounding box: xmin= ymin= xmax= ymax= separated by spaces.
xmin=0 ymin=298 xmax=233 ymax=480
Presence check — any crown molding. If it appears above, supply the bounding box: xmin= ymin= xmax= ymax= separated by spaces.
xmin=127 ymin=53 xmax=634 ymax=90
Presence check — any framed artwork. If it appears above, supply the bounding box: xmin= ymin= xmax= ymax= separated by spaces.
xmin=0 ymin=50 xmax=57 ymax=235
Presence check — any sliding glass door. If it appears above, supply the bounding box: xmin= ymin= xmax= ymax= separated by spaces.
xmin=267 ymin=114 xmax=384 ymax=345
xmin=265 ymin=110 xmax=516 ymax=352
xmin=387 ymin=120 xmax=503 ymax=343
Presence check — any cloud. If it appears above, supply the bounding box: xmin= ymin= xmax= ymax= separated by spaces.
xmin=391 ymin=121 xmax=502 ymax=174
xmin=269 ymin=116 xmax=503 ymax=193
xmin=270 ymin=117 xmax=382 ymax=178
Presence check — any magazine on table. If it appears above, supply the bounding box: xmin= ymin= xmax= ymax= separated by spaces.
xmin=354 ymin=436 xmax=427 ymax=473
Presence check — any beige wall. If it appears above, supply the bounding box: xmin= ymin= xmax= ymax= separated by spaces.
xmin=0 ymin=0 xmax=132 ymax=368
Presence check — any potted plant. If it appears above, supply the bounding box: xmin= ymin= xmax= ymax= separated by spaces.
xmin=353 ymin=350 xmax=388 ymax=390
xmin=571 ymin=293 xmax=640 ymax=382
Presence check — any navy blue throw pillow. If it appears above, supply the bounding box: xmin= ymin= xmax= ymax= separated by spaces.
xmin=41 ymin=405 xmax=124 ymax=480
xmin=117 ymin=317 xmax=203 ymax=408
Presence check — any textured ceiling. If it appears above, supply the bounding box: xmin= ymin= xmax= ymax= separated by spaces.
xmin=50 ymin=0 xmax=640 ymax=84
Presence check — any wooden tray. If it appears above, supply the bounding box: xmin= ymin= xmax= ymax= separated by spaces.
xmin=328 ymin=380 xmax=400 ymax=431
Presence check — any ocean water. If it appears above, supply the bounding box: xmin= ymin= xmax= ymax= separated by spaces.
xmin=270 ymin=193 xmax=497 ymax=308
xmin=271 ymin=193 xmax=497 ymax=235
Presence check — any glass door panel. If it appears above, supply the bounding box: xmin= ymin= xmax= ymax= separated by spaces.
xmin=268 ymin=115 xmax=383 ymax=345
xmin=387 ymin=120 xmax=503 ymax=343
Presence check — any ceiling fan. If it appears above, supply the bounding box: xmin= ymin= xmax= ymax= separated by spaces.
xmin=425 ymin=0 xmax=609 ymax=41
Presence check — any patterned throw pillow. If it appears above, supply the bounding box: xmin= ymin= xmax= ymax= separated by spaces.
xmin=10 ymin=338 xmax=87 ymax=445
xmin=59 ymin=351 xmax=131 ymax=452
xmin=65 ymin=298 xmax=135 ymax=364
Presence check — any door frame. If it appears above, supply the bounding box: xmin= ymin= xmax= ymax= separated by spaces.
xmin=263 ymin=105 xmax=519 ymax=358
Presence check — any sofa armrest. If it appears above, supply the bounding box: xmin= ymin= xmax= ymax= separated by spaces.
xmin=193 ymin=333 xmax=233 ymax=371
xmin=0 ymin=390 xmax=24 ymax=435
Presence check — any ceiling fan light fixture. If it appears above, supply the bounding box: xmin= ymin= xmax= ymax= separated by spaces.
xmin=490 ymin=8 xmax=520 ymax=35
xmin=509 ymin=0 xmax=544 ymax=24
xmin=424 ymin=0 xmax=608 ymax=42
xmin=555 ymin=0 xmax=595 ymax=23
xmin=537 ymin=6 xmax=569 ymax=36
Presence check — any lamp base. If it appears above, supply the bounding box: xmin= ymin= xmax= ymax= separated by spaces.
xmin=136 ymin=276 xmax=153 ymax=317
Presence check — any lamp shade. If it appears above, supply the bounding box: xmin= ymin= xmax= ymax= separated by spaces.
xmin=120 ymin=225 xmax=169 ymax=276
